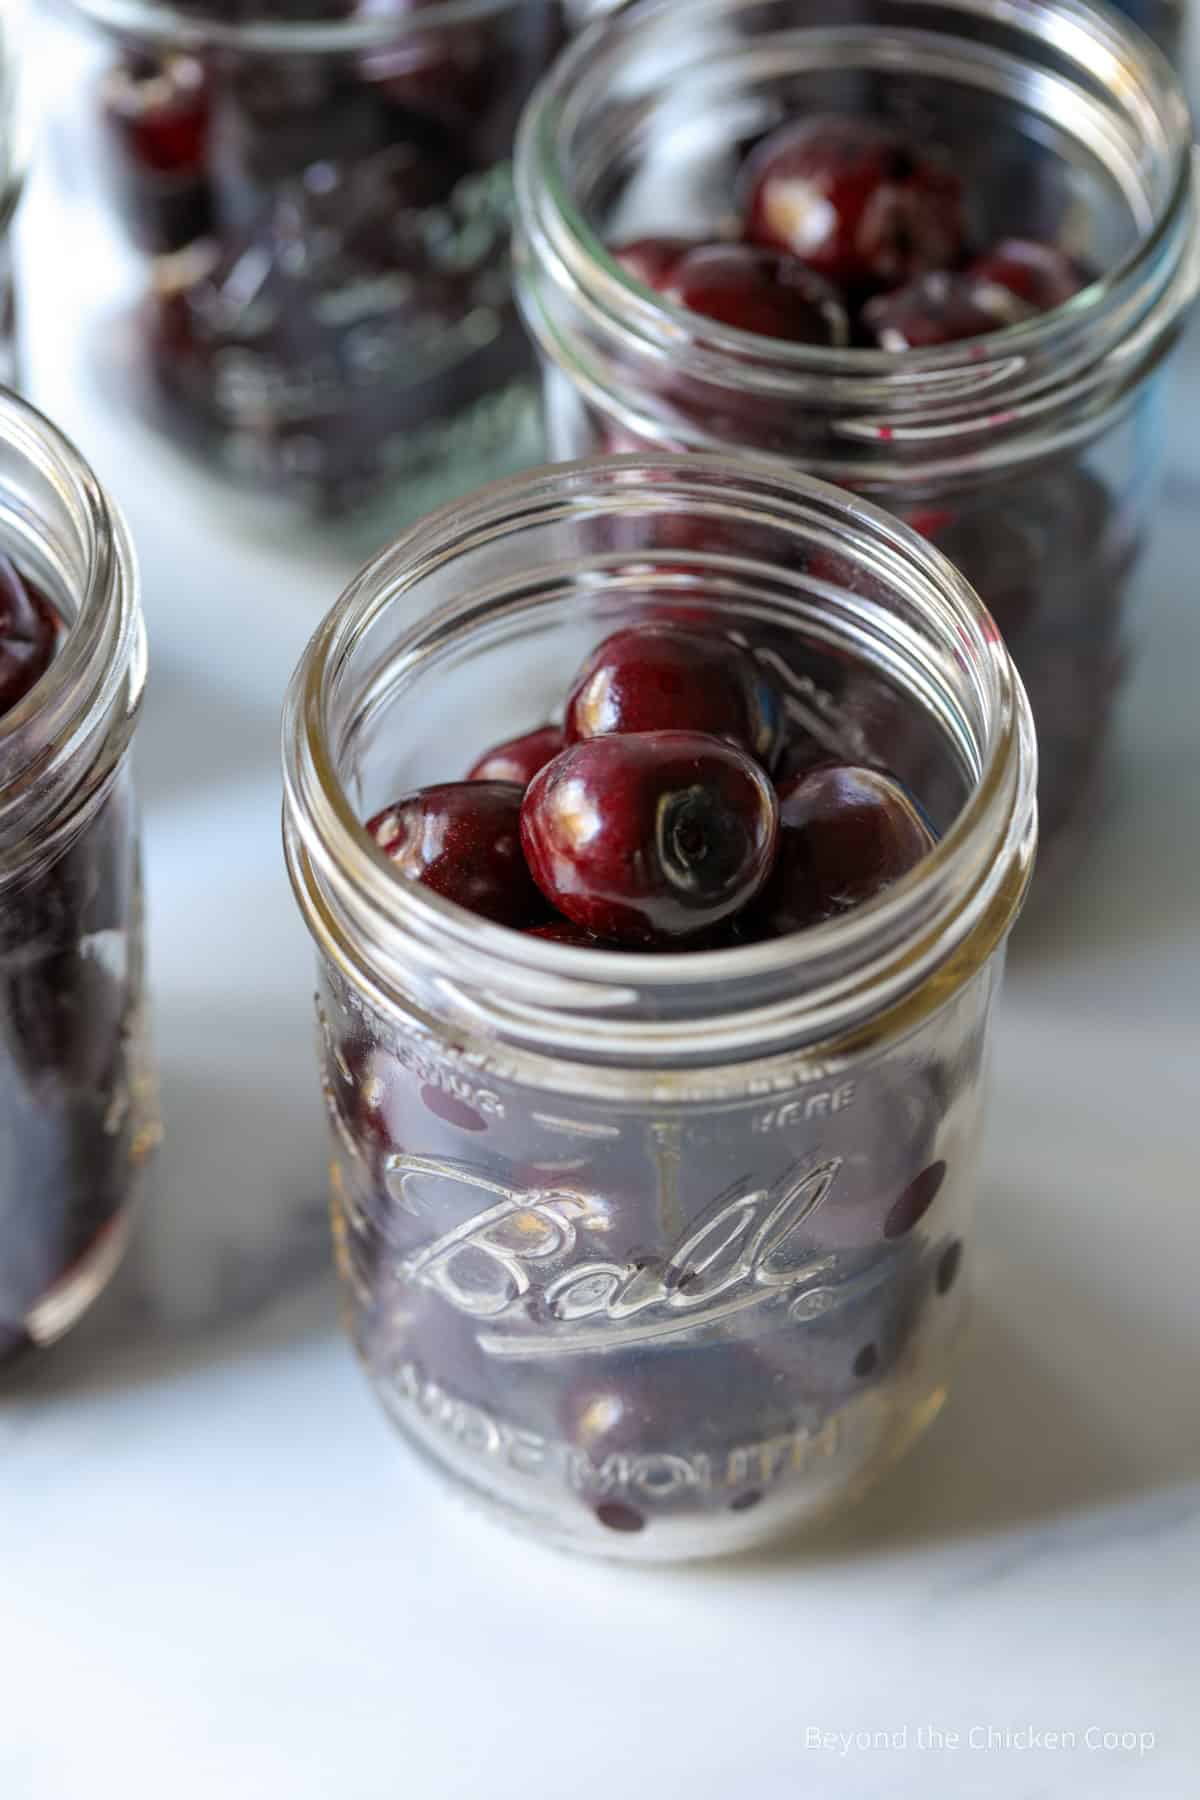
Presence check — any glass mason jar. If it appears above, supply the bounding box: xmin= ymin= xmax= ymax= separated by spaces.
xmin=0 ymin=1 xmax=25 ymax=389
xmin=50 ymin=0 xmax=566 ymax=521
xmin=282 ymin=456 xmax=1036 ymax=1560
xmin=515 ymin=0 xmax=1199 ymax=861
xmin=0 ymin=390 xmax=154 ymax=1363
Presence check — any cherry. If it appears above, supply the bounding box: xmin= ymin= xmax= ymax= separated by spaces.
xmin=743 ymin=115 xmax=964 ymax=291
xmin=0 ymin=556 xmax=59 ymax=719
xmin=883 ymin=1160 xmax=947 ymax=1239
xmin=521 ymin=733 xmax=779 ymax=947
xmin=664 ymin=243 xmax=849 ymax=346
xmin=565 ymin=624 xmax=783 ymax=767
xmin=101 ymin=53 xmax=209 ymax=175
xmin=610 ymin=235 xmax=704 ymax=291
xmin=968 ymin=238 xmax=1084 ymax=312
xmin=750 ymin=764 xmax=935 ymax=936
xmin=367 ymin=782 xmax=547 ymax=927
xmin=862 ymin=271 xmax=1033 ymax=350
xmin=467 ymin=723 xmax=564 ymax=787
xmin=100 ymin=54 xmax=213 ymax=255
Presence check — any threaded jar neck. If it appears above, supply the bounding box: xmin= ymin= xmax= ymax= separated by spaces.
xmin=283 ymin=454 xmax=1036 ymax=1080
xmin=515 ymin=0 xmax=1199 ymax=489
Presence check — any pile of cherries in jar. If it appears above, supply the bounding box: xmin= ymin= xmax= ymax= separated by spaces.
xmin=606 ymin=114 xmax=1132 ymax=852
xmin=365 ymin=619 xmax=936 ymax=948
xmin=0 ymin=559 xmax=137 ymax=1362
xmin=96 ymin=2 xmax=565 ymax=512
xmin=610 ymin=113 xmax=1084 ymax=350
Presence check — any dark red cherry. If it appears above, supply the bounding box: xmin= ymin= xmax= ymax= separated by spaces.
xmin=665 ymin=243 xmax=849 ymax=346
xmin=750 ymin=764 xmax=935 ymax=936
xmin=884 ymin=1160 xmax=947 ymax=1239
xmin=521 ymin=733 xmax=779 ymax=947
xmin=366 ymin=782 xmax=547 ymax=927
xmin=100 ymin=53 xmax=212 ymax=254
xmin=743 ymin=115 xmax=964 ymax=290
xmin=968 ymin=238 xmax=1084 ymax=312
xmin=101 ymin=53 xmax=209 ymax=175
xmin=467 ymin=723 xmax=564 ymax=787
xmin=0 ymin=556 xmax=59 ymax=719
xmin=862 ymin=271 xmax=1033 ymax=350
xmin=610 ymin=235 xmax=705 ymax=291
xmin=565 ymin=624 xmax=783 ymax=767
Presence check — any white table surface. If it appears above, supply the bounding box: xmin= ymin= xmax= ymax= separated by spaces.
xmin=4 ymin=52 xmax=1200 ymax=1800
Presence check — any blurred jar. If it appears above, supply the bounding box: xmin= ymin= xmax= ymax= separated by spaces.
xmin=51 ymin=0 xmax=566 ymax=520
xmin=515 ymin=0 xmax=1199 ymax=863
xmin=0 ymin=2 xmax=26 ymax=388
xmin=283 ymin=455 xmax=1037 ymax=1560
xmin=0 ymin=389 xmax=154 ymax=1362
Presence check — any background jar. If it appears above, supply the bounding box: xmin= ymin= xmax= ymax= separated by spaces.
xmin=0 ymin=0 xmax=25 ymax=389
xmin=282 ymin=455 xmax=1036 ymax=1561
xmin=46 ymin=0 xmax=566 ymax=523
xmin=0 ymin=390 xmax=154 ymax=1362
xmin=515 ymin=0 xmax=1198 ymax=861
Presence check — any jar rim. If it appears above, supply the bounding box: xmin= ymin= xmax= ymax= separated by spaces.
xmin=515 ymin=0 xmax=1199 ymax=481
xmin=0 ymin=390 xmax=145 ymax=874
xmin=282 ymin=454 xmax=1037 ymax=1072
xmin=66 ymin=0 xmax=533 ymax=54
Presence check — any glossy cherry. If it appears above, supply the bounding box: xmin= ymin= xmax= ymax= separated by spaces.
xmin=750 ymin=763 xmax=934 ymax=935
xmin=968 ymin=238 xmax=1084 ymax=312
xmin=521 ymin=732 xmax=779 ymax=947
xmin=467 ymin=723 xmax=564 ymax=787
xmin=862 ymin=271 xmax=1033 ymax=350
xmin=367 ymin=781 xmax=546 ymax=927
xmin=565 ymin=624 xmax=783 ymax=768
xmin=664 ymin=243 xmax=849 ymax=346
xmin=0 ymin=557 xmax=59 ymax=720
xmin=101 ymin=53 xmax=210 ymax=175
xmin=743 ymin=115 xmax=964 ymax=290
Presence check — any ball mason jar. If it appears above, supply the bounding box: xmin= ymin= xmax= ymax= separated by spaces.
xmin=50 ymin=0 xmax=566 ymax=520
xmin=515 ymin=0 xmax=1198 ymax=862
xmin=0 ymin=390 xmax=155 ymax=1362
xmin=282 ymin=455 xmax=1037 ymax=1560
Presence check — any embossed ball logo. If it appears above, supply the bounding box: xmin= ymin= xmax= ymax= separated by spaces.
xmin=393 ymin=1154 xmax=844 ymax=1358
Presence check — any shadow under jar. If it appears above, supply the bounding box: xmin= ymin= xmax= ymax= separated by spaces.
xmin=0 ymin=391 xmax=154 ymax=1364
xmin=57 ymin=0 xmax=566 ymax=520
xmin=515 ymin=0 xmax=1199 ymax=866
xmin=282 ymin=455 xmax=1036 ymax=1561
